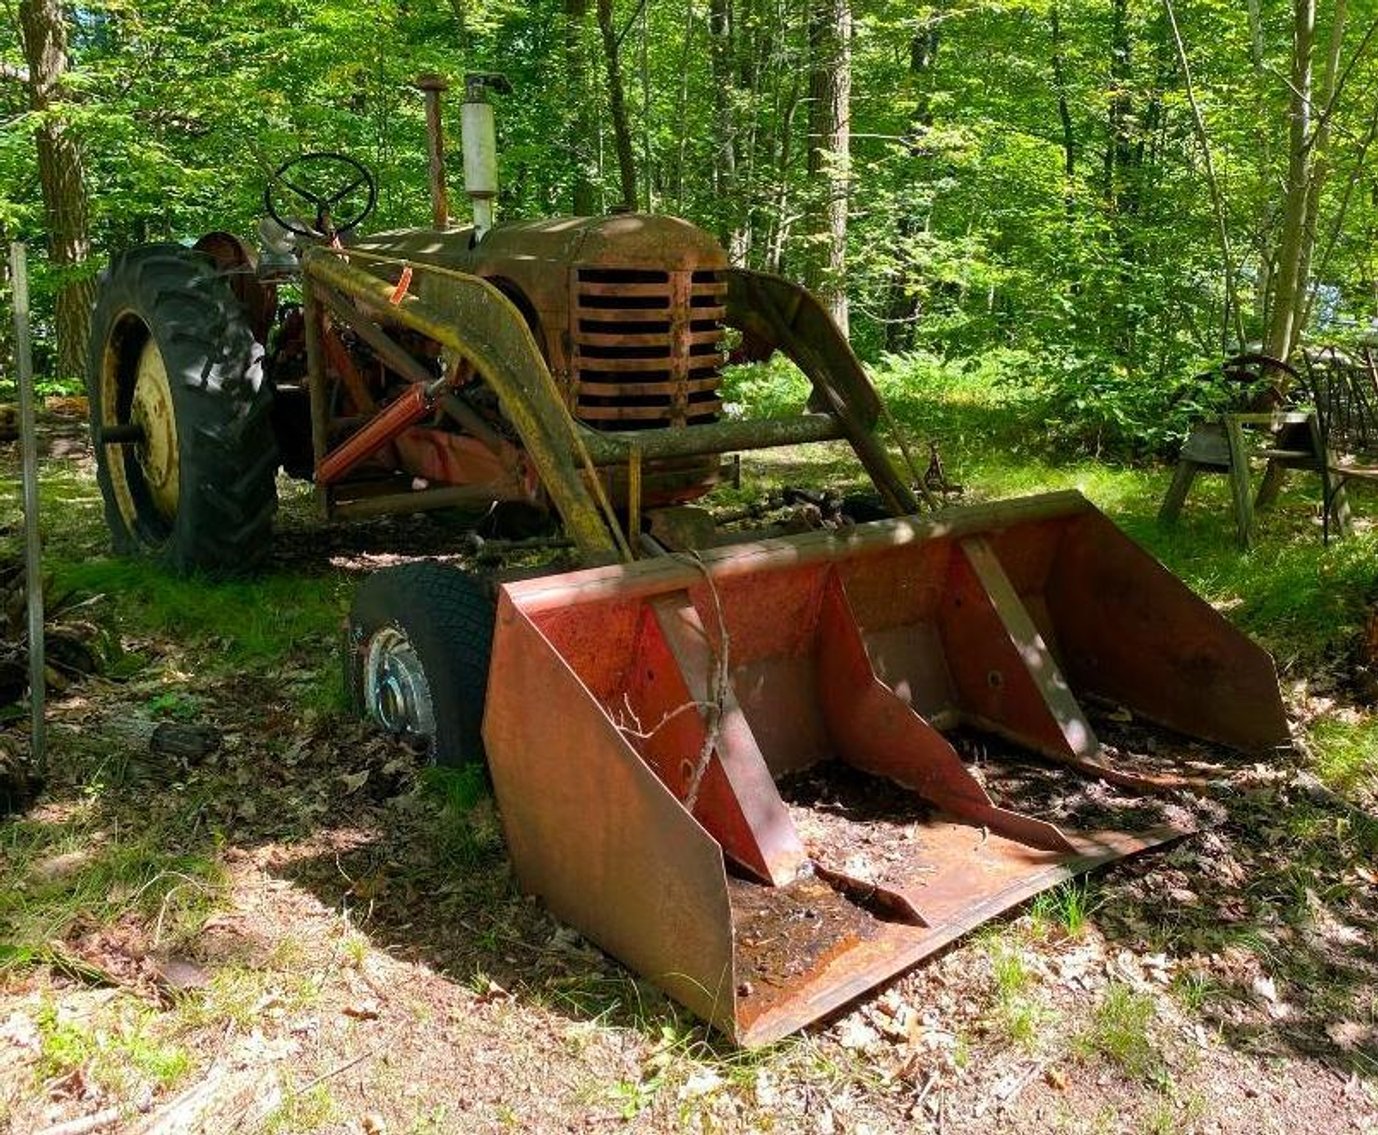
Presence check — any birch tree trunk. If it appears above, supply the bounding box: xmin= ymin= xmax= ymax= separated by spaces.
xmin=18 ymin=0 xmax=95 ymax=382
xmin=1290 ymin=0 xmax=1348 ymax=337
xmin=708 ymin=0 xmax=751 ymax=264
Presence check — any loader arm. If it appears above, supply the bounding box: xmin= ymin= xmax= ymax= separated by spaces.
xmin=301 ymin=247 xmax=621 ymax=560
xmin=723 ymin=269 xmax=918 ymax=515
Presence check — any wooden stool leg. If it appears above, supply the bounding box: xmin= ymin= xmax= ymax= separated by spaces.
xmin=1224 ymin=416 xmax=1254 ymax=548
xmin=1331 ymin=473 xmax=1354 ymax=538
xmin=1158 ymin=460 xmax=1199 ymax=527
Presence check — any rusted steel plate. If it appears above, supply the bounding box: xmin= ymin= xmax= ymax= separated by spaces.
xmin=731 ymin=823 xmax=1183 ymax=1046
xmin=1038 ymin=508 xmax=1291 ymax=751
xmin=484 ymin=595 xmax=739 ymax=1034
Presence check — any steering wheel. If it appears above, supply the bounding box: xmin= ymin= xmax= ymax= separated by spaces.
xmin=264 ymin=152 xmax=377 ymax=238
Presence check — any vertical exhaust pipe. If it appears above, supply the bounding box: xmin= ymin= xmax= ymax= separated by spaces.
xmin=415 ymin=74 xmax=451 ymax=230
xmin=462 ymin=73 xmax=510 ymax=241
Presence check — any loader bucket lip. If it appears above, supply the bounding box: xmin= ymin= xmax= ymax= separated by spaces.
xmin=734 ymin=821 xmax=1187 ymax=1047
xmin=483 ymin=488 xmax=1286 ymax=1044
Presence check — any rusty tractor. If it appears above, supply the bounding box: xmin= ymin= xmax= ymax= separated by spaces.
xmin=86 ymin=75 xmax=1289 ymax=1044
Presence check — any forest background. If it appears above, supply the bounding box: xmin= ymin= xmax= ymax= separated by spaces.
xmin=1 ymin=0 xmax=1376 ymax=461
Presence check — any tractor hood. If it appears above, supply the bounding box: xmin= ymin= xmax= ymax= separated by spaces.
xmin=353 ymin=212 xmax=729 ymax=275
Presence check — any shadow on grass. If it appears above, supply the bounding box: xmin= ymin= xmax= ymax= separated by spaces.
xmin=255 ymin=737 xmax=1378 ymax=1077
xmin=5 ymin=393 xmax=1378 ymax=1080
xmin=1096 ymin=778 xmax=1378 ymax=1075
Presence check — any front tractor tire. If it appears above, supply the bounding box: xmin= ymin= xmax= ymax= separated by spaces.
xmin=347 ymin=564 xmax=496 ymax=767
xmin=87 ymin=244 xmax=278 ymax=574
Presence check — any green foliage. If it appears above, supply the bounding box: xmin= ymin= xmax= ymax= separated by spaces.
xmin=719 ymin=356 xmax=812 ymax=421
xmin=51 ymin=558 xmax=347 ymax=667
xmin=32 ymin=1001 xmax=191 ymax=1092
xmin=1308 ymin=718 xmax=1378 ymax=799
xmin=0 ymin=806 xmax=226 ymax=957
xmin=3 ymin=0 xmax=1375 ymax=431
xmin=419 ymin=763 xmax=503 ymax=869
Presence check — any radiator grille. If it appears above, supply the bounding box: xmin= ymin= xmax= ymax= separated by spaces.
xmin=571 ymin=266 xmax=726 ymax=429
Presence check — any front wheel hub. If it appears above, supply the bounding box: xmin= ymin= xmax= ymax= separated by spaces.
xmin=362 ymin=626 xmax=436 ymax=742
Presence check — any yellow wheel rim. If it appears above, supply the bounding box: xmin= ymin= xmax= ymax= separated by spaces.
xmin=101 ymin=317 xmax=180 ymax=537
xmin=130 ymin=337 xmax=180 ymax=521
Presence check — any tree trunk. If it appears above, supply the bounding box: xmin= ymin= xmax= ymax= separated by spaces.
xmin=446 ymin=0 xmax=471 ymax=52
xmin=1265 ymin=0 xmax=1317 ymax=361
xmin=1104 ymin=0 xmax=1133 ymax=206
xmin=764 ymin=73 xmax=801 ymax=275
xmin=708 ymin=0 xmax=750 ymax=264
xmin=806 ymin=0 xmax=851 ymax=336
xmin=1290 ymin=0 xmax=1347 ymax=337
xmin=18 ymin=0 xmax=95 ymax=383
xmin=881 ymin=19 xmax=941 ymax=352
xmin=565 ymin=0 xmax=597 ymax=215
xmin=596 ymin=0 xmax=638 ymax=210
xmin=672 ymin=0 xmax=695 ymax=213
xmin=1051 ymin=3 xmax=1075 ymax=184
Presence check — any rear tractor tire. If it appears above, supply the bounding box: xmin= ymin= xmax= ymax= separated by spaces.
xmin=346 ymin=564 xmax=496 ymax=767
xmin=86 ymin=244 xmax=278 ymax=574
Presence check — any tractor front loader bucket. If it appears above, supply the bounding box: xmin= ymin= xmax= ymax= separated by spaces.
xmin=482 ymin=491 xmax=1289 ymax=1045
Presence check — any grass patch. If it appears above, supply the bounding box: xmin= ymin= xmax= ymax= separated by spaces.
xmin=1309 ymin=717 xmax=1378 ymax=797
xmin=263 ymin=1080 xmax=337 ymax=1133
xmin=1082 ymin=982 xmax=1162 ymax=1081
xmin=51 ymin=557 xmax=349 ymax=668
xmin=419 ymin=764 xmax=504 ymax=870
xmin=984 ymin=937 xmax=1048 ymax=1052
xmin=1030 ymin=879 xmax=1098 ymax=938
xmin=0 ymin=809 xmax=226 ymax=953
xmin=33 ymin=999 xmax=193 ymax=1095
xmin=1171 ymin=969 xmax=1221 ymax=1014
xmin=1140 ymin=1088 xmax=1205 ymax=1135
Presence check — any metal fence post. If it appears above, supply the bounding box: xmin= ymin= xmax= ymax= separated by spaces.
xmin=10 ymin=241 xmax=45 ymax=781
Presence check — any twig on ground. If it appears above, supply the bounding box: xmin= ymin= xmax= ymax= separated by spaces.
xmin=911 ymin=1069 xmax=938 ymax=1116
xmin=997 ymin=1061 xmax=1047 ymax=1112
xmin=34 ymin=1106 xmax=124 ymax=1135
xmin=289 ymin=1045 xmax=381 ymax=1098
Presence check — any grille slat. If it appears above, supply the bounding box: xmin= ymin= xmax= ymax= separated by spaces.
xmin=579 ymin=400 xmax=723 ymax=423
xmin=574 ymin=305 xmax=728 ymax=325
xmin=576 ymin=376 xmax=721 ymax=397
xmin=571 ymin=265 xmax=726 ymax=430
xmin=575 ymin=328 xmax=723 ymax=349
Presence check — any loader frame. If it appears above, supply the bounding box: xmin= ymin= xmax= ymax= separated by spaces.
xmin=298 ymin=245 xmax=920 ymax=557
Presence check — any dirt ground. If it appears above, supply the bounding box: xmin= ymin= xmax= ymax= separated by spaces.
xmin=1 ymin=415 xmax=1376 ymax=1134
